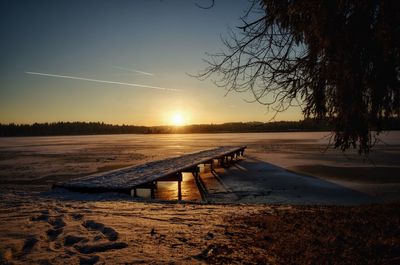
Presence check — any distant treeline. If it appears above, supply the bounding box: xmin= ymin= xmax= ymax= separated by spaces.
xmin=1 ymin=118 xmax=399 ymax=137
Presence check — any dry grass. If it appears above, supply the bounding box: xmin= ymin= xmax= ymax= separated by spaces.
xmin=204 ymin=205 xmax=400 ymax=264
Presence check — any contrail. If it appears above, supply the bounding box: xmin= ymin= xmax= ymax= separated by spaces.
xmin=111 ymin=66 xmax=154 ymax=76
xmin=25 ymin=71 xmax=178 ymax=91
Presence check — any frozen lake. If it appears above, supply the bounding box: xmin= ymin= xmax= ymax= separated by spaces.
xmin=1 ymin=132 xmax=399 ymax=202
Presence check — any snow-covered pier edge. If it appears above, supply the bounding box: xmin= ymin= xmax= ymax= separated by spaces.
xmin=53 ymin=146 xmax=246 ymax=200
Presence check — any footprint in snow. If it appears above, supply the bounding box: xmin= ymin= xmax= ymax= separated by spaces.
xmin=82 ymin=220 xmax=119 ymax=241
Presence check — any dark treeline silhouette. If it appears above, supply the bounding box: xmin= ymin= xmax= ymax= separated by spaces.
xmin=0 ymin=122 xmax=148 ymax=137
xmin=1 ymin=119 xmax=399 ymax=137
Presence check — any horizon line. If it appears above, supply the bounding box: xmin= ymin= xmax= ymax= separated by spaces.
xmin=0 ymin=119 xmax=305 ymax=127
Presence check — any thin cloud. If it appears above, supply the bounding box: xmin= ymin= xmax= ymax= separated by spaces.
xmin=111 ymin=66 xmax=154 ymax=76
xmin=25 ymin=71 xmax=178 ymax=91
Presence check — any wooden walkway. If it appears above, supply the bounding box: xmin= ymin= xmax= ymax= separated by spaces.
xmin=53 ymin=146 xmax=246 ymax=199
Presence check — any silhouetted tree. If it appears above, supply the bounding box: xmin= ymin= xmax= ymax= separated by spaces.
xmin=199 ymin=0 xmax=400 ymax=153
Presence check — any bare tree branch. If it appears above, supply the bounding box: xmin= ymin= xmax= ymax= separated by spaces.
xmin=196 ymin=0 xmax=400 ymax=154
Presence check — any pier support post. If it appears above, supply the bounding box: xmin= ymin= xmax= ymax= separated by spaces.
xmin=178 ymin=179 xmax=182 ymax=201
xmin=150 ymin=181 xmax=156 ymax=199
xmin=219 ymin=157 xmax=225 ymax=167
xmin=224 ymin=155 xmax=229 ymax=166
xmin=192 ymin=166 xmax=200 ymax=178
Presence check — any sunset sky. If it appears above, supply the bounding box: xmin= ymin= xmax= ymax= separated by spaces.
xmin=0 ymin=0 xmax=302 ymax=126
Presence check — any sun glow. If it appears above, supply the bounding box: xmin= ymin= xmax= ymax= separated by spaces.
xmin=171 ymin=112 xmax=185 ymax=126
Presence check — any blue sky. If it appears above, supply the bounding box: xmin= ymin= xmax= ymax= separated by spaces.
xmin=0 ymin=0 xmax=302 ymax=125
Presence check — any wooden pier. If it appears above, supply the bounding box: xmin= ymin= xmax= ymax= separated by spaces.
xmin=53 ymin=146 xmax=246 ymax=200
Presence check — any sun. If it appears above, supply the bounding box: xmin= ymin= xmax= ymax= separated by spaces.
xmin=171 ymin=113 xmax=185 ymax=126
